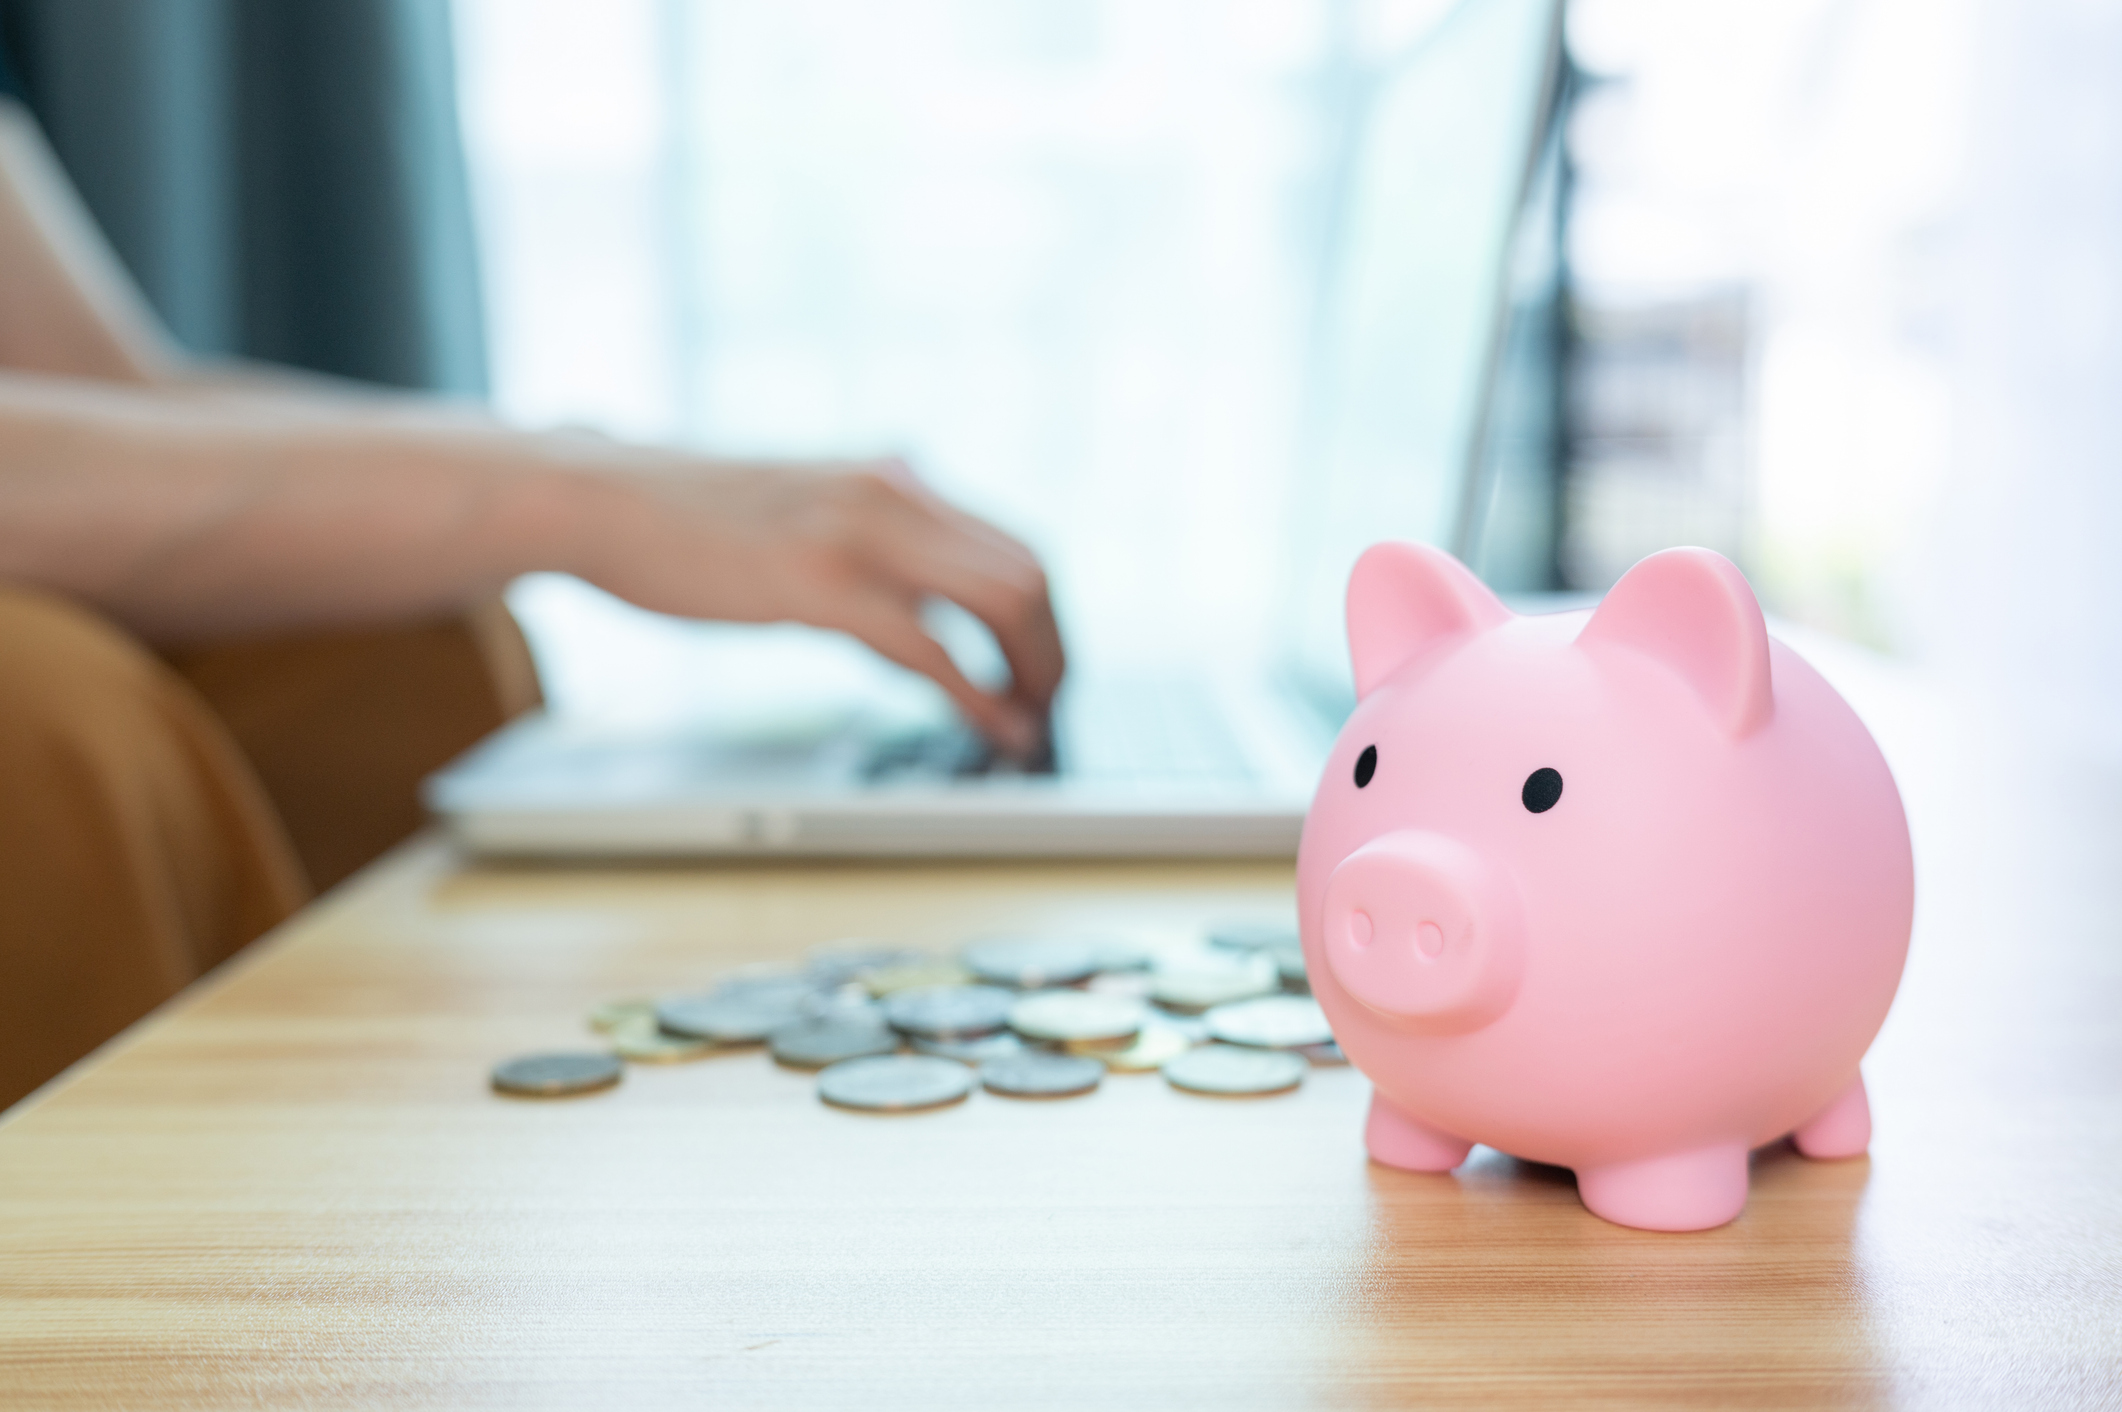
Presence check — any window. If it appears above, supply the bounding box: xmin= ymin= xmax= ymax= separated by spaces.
xmin=454 ymin=0 xmax=1371 ymax=719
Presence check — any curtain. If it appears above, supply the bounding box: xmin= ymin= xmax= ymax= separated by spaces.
xmin=0 ymin=0 xmax=486 ymax=394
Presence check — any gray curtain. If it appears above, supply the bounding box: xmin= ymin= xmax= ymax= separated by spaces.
xmin=0 ymin=0 xmax=487 ymax=394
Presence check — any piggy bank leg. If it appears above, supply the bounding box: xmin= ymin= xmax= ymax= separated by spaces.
xmin=1365 ymin=1093 xmax=1472 ymax=1172
xmin=1792 ymin=1074 xmax=1871 ymax=1160
xmin=1575 ymin=1144 xmax=1749 ymax=1232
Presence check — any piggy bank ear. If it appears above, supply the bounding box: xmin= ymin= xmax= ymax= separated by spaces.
xmin=1346 ymin=542 xmax=1511 ymax=698
xmin=1578 ymin=547 xmax=1773 ymax=738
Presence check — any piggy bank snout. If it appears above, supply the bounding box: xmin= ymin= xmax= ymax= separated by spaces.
xmin=1321 ymin=832 xmax=1525 ymax=1034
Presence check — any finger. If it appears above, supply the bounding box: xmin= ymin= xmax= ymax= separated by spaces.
xmin=843 ymin=487 xmax=1067 ymax=708
xmin=823 ymin=588 xmax=1044 ymax=756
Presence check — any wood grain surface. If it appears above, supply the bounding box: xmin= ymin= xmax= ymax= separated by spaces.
xmin=1 ymin=651 xmax=2118 ymax=1409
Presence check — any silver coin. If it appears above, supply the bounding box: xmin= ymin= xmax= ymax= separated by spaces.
xmin=961 ymin=937 xmax=1100 ymax=989
xmin=800 ymin=987 xmax=888 ymax=1022
xmin=769 ymin=1015 xmax=902 ymax=1070
xmin=980 ymin=1051 xmax=1105 ymax=1098
xmin=1205 ymin=995 xmax=1334 ymax=1050
xmin=882 ymin=984 xmax=1017 ymax=1039
xmin=656 ymin=990 xmax=811 ymax=1044
xmin=1008 ymin=990 xmax=1147 ymax=1044
xmin=713 ymin=973 xmax=828 ymax=1007
xmin=817 ymin=1054 xmax=974 ymax=1112
xmin=1149 ymin=952 xmax=1278 ymax=1012
xmin=491 ymin=1051 xmax=624 ymax=1097
xmin=1273 ymin=944 xmax=1310 ymax=993
xmin=1163 ymin=1043 xmax=1307 ymax=1096
xmin=1087 ymin=939 xmax=1152 ymax=973
xmin=1208 ymin=920 xmax=1300 ymax=953
xmin=1299 ymin=1040 xmax=1348 ymax=1066
xmin=864 ymin=959 xmax=974 ymax=996
xmin=1152 ymin=1010 xmax=1213 ymax=1042
xmin=806 ymin=944 xmax=928 ymax=989
xmin=912 ymin=1030 xmax=1027 ymax=1063
xmin=1087 ymin=969 xmax=1155 ymax=1001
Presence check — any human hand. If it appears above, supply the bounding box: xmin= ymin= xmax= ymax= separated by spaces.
xmin=568 ymin=454 xmax=1063 ymax=756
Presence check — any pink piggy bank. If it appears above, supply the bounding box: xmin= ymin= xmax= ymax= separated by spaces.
xmin=1299 ymin=543 xmax=1913 ymax=1232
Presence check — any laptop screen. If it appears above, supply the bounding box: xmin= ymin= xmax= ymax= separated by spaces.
xmin=1280 ymin=0 xmax=1564 ymax=708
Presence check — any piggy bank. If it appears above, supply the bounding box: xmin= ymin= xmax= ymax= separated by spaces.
xmin=1299 ymin=543 xmax=1913 ymax=1231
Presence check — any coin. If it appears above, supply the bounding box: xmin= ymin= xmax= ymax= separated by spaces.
xmin=1205 ymin=995 xmax=1334 ymax=1049
xmin=1273 ymin=944 xmax=1310 ymax=993
xmin=1208 ymin=920 xmax=1300 ymax=953
xmin=864 ymin=960 xmax=974 ymax=996
xmin=961 ymin=937 xmax=1100 ymax=989
xmin=1076 ymin=1022 xmax=1194 ymax=1073
xmin=817 ymin=1054 xmax=974 ymax=1112
xmin=713 ymin=973 xmax=827 ymax=1007
xmin=491 ymin=1051 xmax=624 ymax=1097
xmin=912 ymin=1031 xmax=1027 ymax=1063
xmin=1152 ymin=1010 xmax=1213 ymax=1042
xmin=588 ymin=998 xmax=656 ymax=1034
xmin=657 ymin=990 xmax=811 ymax=1044
xmin=1163 ymin=1043 xmax=1306 ymax=1096
xmin=769 ymin=1015 xmax=902 ymax=1070
xmin=1087 ymin=969 xmax=1155 ymax=1000
xmin=609 ymin=1019 xmax=715 ymax=1063
xmin=980 ymin=1051 xmax=1105 ymax=1098
xmin=1299 ymin=1040 xmax=1348 ymax=1066
xmin=801 ymin=988 xmax=888 ymax=1022
xmin=806 ymin=944 xmax=927 ymax=989
xmin=882 ymin=984 xmax=1017 ymax=1039
xmin=1007 ymin=990 xmax=1147 ymax=1045
xmin=1087 ymin=938 xmax=1152 ymax=972
xmin=1149 ymin=952 xmax=1278 ymax=1012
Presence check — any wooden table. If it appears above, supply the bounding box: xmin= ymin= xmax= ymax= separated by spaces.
xmin=2 ymin=649 xmax=2118 ymax=1408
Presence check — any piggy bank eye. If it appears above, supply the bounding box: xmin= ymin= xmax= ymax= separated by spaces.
xmin=1354 ymin=744 xmax=1378 ymax=788
xmin=1522 ymin=767 xmax=1563 ymax=813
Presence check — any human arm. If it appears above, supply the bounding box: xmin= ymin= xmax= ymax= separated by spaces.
xmin=0 ymin=365 xmax=1061 ymax=754
xmin=0 ymin=102 xmax=1061 ymax=751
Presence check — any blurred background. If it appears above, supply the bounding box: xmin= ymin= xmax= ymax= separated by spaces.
xmin=450 ymin=0 xmax=2122 ymax=755
xmin=10 ymin=0 xmax=2119 ymax=754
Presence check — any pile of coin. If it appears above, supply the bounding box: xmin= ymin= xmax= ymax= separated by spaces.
xmin=491 ymin=923 xmax=1343 ymax=1114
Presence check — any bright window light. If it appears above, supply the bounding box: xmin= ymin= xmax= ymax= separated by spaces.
xmin=454 ymin=0 xmax=1352 ymax=720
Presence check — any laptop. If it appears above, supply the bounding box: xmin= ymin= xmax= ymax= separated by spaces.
xmin=426 ymin=0 xmax=1566 ymax=860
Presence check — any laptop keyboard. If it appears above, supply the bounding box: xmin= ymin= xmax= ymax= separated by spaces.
xmin=862 ymin=722 xmax=1006 ymax=780
xmin=863 ymin=676 xmax=1254 ymax=785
